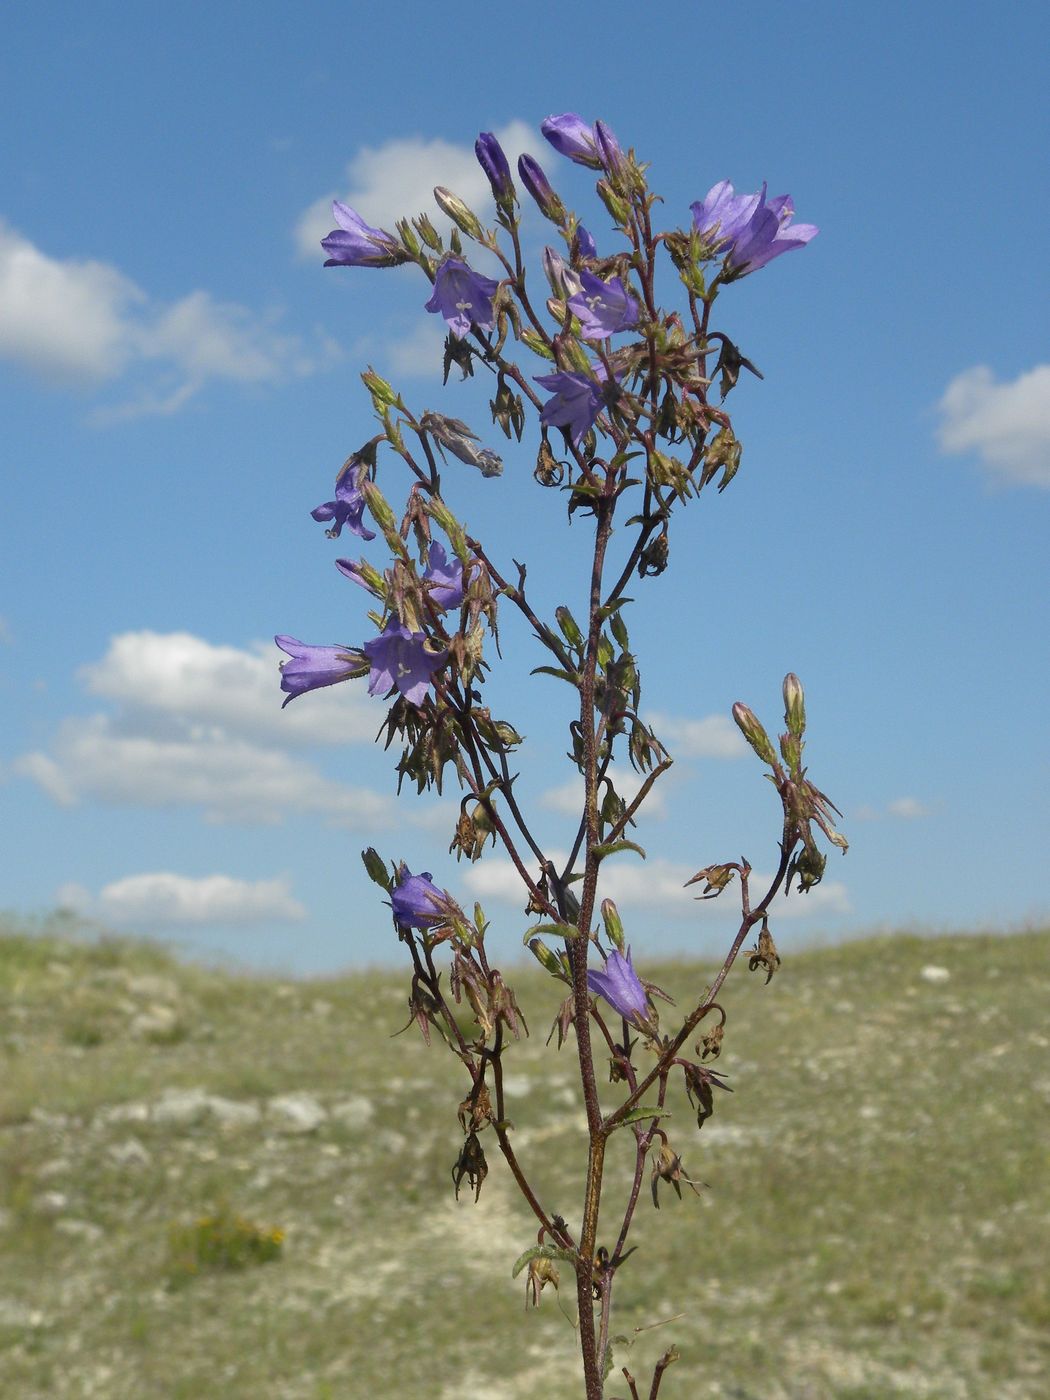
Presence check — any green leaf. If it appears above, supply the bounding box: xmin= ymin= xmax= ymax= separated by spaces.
xmin=530 ymin=665 xmax=580 ymax=686
xmin=523 ymin=921 xmax=581 ymax=944
xmin=360 ymin=847 xmax=393 ymax=891
xmin=592 ymin=839 xmax=647 ymax=861
xmin=511 ymin=1244 xmax=577 ymax=1279
xmin=614 ymin=1104 xmax=668 ymax=1127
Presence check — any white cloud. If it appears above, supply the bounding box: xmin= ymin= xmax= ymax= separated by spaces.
xmin=16 ymin=715 xmax=400 ymax=825
xmin=0 ymin=219 xmax=321 ymax=414
xmin=464 ymin=853 xmax=849 ymax=922
xmin=295 ymin=119 xmax=546 ymax=258
xmin=57 ymin=872 xmax=306 ymax=927
xmin=540 ymin=765 xmax=669 ymax=820
xmin=16 ymin=630 xmax=447 ymax=829
xmin=937 ymin=364 xmax=1050 ymax=488
xmin=853 ymin=797 xmax=931 ymax=821
xmin=0 ymin=219 xmax=141 ymax=380
xmin=81 ymin=631 xmax=377 ymax=747
xmin=645 ymin=711 xmax=746 ymax=759
xmin=885 ymin=796 xmax=930 ymax=820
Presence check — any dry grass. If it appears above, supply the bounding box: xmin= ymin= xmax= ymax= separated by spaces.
xmin=1 ymin=917 xmax=1047 ymax=1398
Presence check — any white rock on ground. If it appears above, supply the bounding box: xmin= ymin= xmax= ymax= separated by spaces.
xmin=330 ymin=1096 xmax=375 ymax=1129
xmin=151 ymin=1088 xmax=214 ymax=1126
xmin=920 ymin=964 xmax=951 ymax=984
xmin=267 ymin=1093 xmax=327 ymax=1134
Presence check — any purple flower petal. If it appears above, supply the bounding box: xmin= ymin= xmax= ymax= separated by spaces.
xmin=535 ymin=365 xmax=614 ymax=444
xmin=691 ymin=181 xmax=818 ymax=276
xmin=541 ymin=113 xmax=602 ymax=168
xmin=390 ymin=867 xmax=446 ymax=930
xmin=568 ymin=269 xmax=640 ymax=339
xmin=475 ymin=132 xmax=515 ymax=205
xmin=310 ymin=463 xmax=376 ymax=541
xmin=424 ymin=257 xmax=500 ymax=339
xmin=422 ymin=541 xmax=466 ymax=611
xmin=362 ymin=618 xmax=445 ymax=706
xmin=321 ymin=201 xmax=406 ymax=268
xmin=586 ymin=947 xmax=650 ymax=1023
xmin=275 ymin=636 xmax=362 ymax=707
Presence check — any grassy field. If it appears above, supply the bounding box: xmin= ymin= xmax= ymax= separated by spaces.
xmin=1 ymin=917 xmax=1047 ymax=1399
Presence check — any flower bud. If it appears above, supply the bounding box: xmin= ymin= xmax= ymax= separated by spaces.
xmin=433 ymin=187 xmax=485 ymax=241
xmin=600 ymin=898 xmax=625 ymax=954
xmin=732 ymin=703 xmax=778 ymax=766
xmin=359 ymin=478 xmax=397 ymax=533
xmin=517 ymin=153 xmax=566 ymax=223
xmin=413 ymin=212 xmax=444 ymax=252
xmin=394 ymin=217 xmax=420 ymax=258
xmin=555 ymin=606 xmax=583 ymax=648
xmin=594 ymin=120 xmax=625 ymax=183
xmin=360 ymin=366 xmax=398 ymax=409
xmin=528 ymin=937 xmax=566 ymax=980
xmin=596 ymin=179 xmax=631 ymax=227
xmin=782 ymin=672 xmax=806 ymax=737
xmin=542 ymin=246 xmax=582 ymax=299
xmin=475 ymin=132 xmax=516 ymax=210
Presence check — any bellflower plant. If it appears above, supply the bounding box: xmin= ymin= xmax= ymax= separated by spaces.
xmin=276 ymin=111 xmax=840 ymax=1400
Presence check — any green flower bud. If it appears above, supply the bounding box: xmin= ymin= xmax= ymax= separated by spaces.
xmin=395 ymin=217 xmax=421 ymax=258
xmin=433 ymin=187 xmax=485 ymax=241
xmin=782 ymin=672 xmax=806 ymax=737
xmin=360 ymin=366 xmax=398 ymax=409
xmin=596 ymin=179 xmax=631 ymax=226
xmin=732 ymin=702 xmax=778 ymax=767
xmin=601 ymin=898 xmax=625 ymax=954
xmin=555 ymin=606 xmax=584 ymax=648
xmin=528 ymin=938 xmax=564 ymax=978
xmin=359 ymin=478 xmax=397 ymax=532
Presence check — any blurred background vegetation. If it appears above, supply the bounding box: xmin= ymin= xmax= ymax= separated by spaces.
xmin=1 ymin=916 xmax=1047 ymax=1399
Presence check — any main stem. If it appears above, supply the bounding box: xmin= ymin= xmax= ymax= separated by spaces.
xmin=571 ymin=485 xmax=618 ymax=1399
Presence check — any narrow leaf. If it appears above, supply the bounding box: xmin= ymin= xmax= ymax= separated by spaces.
xmin=592 ymin=839 xmax=647 ymax=861
xmin=511 ymin=1244 xmax=578 ymax=1278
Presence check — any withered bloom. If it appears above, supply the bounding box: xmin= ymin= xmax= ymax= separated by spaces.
xmin=452 ymin=1132 xmax=488 ymax=1202
xmin=650 ymin=1143 xmax=706 ymax=1208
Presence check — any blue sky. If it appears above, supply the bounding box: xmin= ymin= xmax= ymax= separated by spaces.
xmin=2 ymin=0 xmax=1047 ymax=972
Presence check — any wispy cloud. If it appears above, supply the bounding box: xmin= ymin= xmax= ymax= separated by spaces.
xmin=853 ymin=796 xmax=931 ymax=822
xmin=0 ymin=219 xmax=328 ymax=416
xmin=80 ymin=630 xmax=377 ymax=747
xmin=16 ymin=631 xmax=446 ymax=829
xmin=937 ymin=363 xmax=1050 ymax=488
xmin=294 ymin=119 xmax=546 ymax=258
xmin=57 ymin=872 xmax=306 ymax=927
xmin=645 ymin=711 xmax=746 ymax=760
